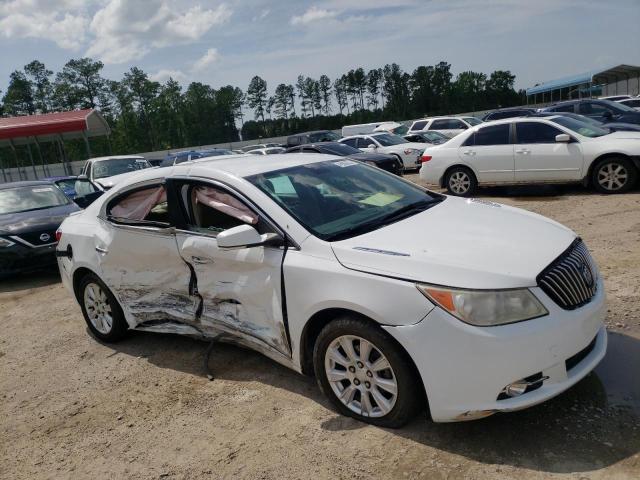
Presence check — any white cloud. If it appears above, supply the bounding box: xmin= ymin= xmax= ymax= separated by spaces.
xmin=165 ymin=5 xmax=231 ymax=42
xmin=86 ymin=0 xmax=232 ymax=64
xmin=192 ymin=48 xmax=220 ymax=72
xmin=0 ymin=0 xmax=90 ymax=49
xmin=150 ymin=69 xmax=187 ymax=83
xmin=291 ymin=6 xmax=338 ymax=25
xmin=252 ymin=8 xmax=270 ymax=22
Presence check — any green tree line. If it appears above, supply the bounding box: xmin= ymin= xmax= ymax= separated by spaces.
xmin=0 ymin=58 xmax=525 ymax=166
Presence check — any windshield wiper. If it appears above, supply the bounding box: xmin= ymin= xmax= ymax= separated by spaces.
xmin=326 ymin=198 xmax=442 ymax=242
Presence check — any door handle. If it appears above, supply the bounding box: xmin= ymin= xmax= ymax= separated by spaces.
xmin=191 ymin=256 xmax=212 ymax=265
xmin=515 ymin=149 xmax=530 ymax=155
xmin=95 ymin=246 xmax=108 ymax=254
xmin=462 ymin=150 xmax=476 ymax=156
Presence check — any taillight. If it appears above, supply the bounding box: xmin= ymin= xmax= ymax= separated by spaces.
xmin=421 ymin=155 xmax=432 ymax=163
xmin=55 ymin=228 xmax=62 ymax=242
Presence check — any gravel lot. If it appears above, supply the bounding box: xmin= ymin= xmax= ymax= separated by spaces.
xmin=1 ymin=178 xmax=639 ymax=480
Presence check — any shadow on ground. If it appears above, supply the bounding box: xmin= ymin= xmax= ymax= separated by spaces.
xmin=103 ymin=327 xmax=640 ymax=474
xmin=0 ymin=267 xmax=60 ymax=293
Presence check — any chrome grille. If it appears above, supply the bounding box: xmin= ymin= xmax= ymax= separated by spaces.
xmin=537 ymin=240 xmax=597 ymax=310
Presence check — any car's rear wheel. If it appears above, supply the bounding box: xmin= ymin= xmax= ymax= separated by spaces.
xmin=313 ymin=316 xmax=421 ymax=428
xmin=445 ymin=166 xmax=477 ymax=196
xmin=79 ymin=273 xmax=128 ymax=342
xmin=592 ymin=157 xmax=637 ymax=193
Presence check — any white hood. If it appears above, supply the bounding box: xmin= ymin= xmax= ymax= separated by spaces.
xmin=602 ymin=130 xmax=640 ymax=140
xmin=330 ymin=196 xmax=576 ymax=289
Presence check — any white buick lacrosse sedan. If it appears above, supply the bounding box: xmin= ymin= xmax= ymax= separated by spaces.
xmin=56 ymin=154 xmax=607 ymax=427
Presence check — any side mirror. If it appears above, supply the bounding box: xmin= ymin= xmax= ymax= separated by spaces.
xmin=602 ymin=110 xmax=613 ymax=119
xmin=216 ymin=224 xmax=283 ymax=249
xmin=555 ymin=133 xmax=571 ymax=143
xmin=367 ymin=144 xmax=377 ymax=149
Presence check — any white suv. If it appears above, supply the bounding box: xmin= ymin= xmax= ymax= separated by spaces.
xmin=408 ymin=116 xmax=483 ymax=138
xmin=339 ymin=133 xmax=424 ymax=170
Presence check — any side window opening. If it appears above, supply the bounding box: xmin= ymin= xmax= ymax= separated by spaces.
xmin=183 ymin=185 xmax=262 ymax=236
xmin=108 ymin=185 xmax=169 ymax=225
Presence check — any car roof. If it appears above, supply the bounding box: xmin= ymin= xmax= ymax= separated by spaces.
xmin=474 ymin=116 xmax=561 ymax=127
xmin=288 ymin=130 xmax=331 ymax=136
xmin=44 ymin=175 xmax=77 ymax=181
xmin=0 ymin=180 xmax=55 ymax=190
xmin=487 ymin=107 xmax=535 ymax=112
xmin=340 ymin=133 xmax=388 ymax=139
xmin=88 ymin=155 xmax=145 ymax=162
xmin=180 ymin=153 xmax=339 ymax=178
xmin=292 ymin=142 xmax=343 ymax=148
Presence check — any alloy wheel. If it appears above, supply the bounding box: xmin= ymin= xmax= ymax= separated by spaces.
xmin=324 ymin=335 xmax=398 ymax=418
xmin=597 ymin=162 xmax=628 ymax=191
xmin=83 ymin=282 xmax=113 ymax=334
xmin=449 ymin=171 xmax=471 ymax=195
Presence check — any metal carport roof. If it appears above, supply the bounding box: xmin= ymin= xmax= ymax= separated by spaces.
xmin=526 ymin=64 xmax=640 ymax=96
xmin=0 ymin=109 xmax=112 ymax=181
xmin=0 ymin=109 xmax=110 ymax=147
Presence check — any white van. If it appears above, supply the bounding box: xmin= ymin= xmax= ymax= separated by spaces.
xmin=341 ymin=121 xmax=408 ymax=137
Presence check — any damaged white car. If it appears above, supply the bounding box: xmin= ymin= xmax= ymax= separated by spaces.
xmin=56 ymin=154 xmax=607 ymax=427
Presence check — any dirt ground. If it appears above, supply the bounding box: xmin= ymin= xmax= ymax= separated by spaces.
xmin=1 ymin=179 xmax=640 ymax=480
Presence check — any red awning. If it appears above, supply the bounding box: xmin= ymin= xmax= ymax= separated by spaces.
xmin=0 ymin=109 xmax=111 ymax=147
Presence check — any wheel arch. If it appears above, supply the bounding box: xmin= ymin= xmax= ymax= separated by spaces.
xmin=584 ymin=152 xmax=638 ymax=186
xmin=440 ymin=163 xmax=478 ymax=188
xmin=298 ymin=308 xmax=428 ymax=409
xmin=72 ymin=266 xmax=101 ymax=304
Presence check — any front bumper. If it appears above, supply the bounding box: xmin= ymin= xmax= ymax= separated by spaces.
xmin=0 ymin=242 xmax=58 ymax=277
xmin=383 ymin=278 xmax=607 ymax=422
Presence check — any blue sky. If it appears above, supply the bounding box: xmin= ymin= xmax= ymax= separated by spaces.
xmin=1 ymin=0 xmax=639 ymax=97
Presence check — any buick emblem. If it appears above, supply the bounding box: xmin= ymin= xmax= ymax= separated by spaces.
xmin=581 ymin=263 xmax=594 ymax=288
xmin=40 ymin=233 xmax=51 ymax=242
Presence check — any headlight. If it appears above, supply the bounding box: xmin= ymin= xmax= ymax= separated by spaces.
xmin=0 ymin=237 xmax=15 ymax=248
xmin=416 ymin=284 xmax=547 ymax=326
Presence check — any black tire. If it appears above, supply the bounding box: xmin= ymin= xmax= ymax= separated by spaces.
xmin=78 ymin=273 xmax=128 ymax=342
xmin=392 ymin=154 xmax=407 ymax=173
xmin=313 ymin=316 xmax=422 ymax=428
xmin=591 ymin=156 xmax=637 ymax=194
xmin=445 ymin=166 xmax=477 ymax=196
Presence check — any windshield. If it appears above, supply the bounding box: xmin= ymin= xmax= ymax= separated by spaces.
xmin=248 ymin=160 xmax=442 ymax=241
xmin=309 ymin=131 xmax=341 ymax=142
xmin=423 ymin=131 xmax=448 ymax=142
xmin=0 ymin=184 xmax=70 ymax=215
xmin=54 ymin=178 xmax=100 ymax=198
xmin=201 ymin=149 xmax=233 ymax=156
xmin=371 ymin=133 xmax=407 ymax=146
xmin=463 ymin=117 xmax=483 ymax=126
xmin=564 ymin=113 xmax=602 ymax=126
xmin=600 ymin=99 xmax=636 ymax=113
xmin=320 ymin=143 xmax=360 ymax=155
xmin=93 ymin=158 xmax=150 ymax=179
xmin=391 ymin=125 xmax=409 ymax=135
xmin=550 ymin=117 xmax=610 ymax=138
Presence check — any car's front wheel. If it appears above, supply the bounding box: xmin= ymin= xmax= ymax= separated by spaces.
xmin=445 ymin=166 xmax=477 ymax=196
xmin=592 ymin=157 xmax=637 ymax=193
xmin=78 ymin=273 xmax=128 ymax=342
xmin=313 ymin=316 xmax=421 ymax=428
